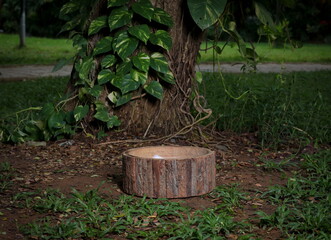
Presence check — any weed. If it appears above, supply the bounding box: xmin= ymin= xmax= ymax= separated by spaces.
xmin=257 ymin=155 xmax=296 ymax=172
xmin=258 ymin=150 xmax=331 ymax=238
xmin=0 ymin=162 xmax=15 ymax=192
xmin=18 ymin=186 xmax=254 ymax=240
xmin=201 ymin=71 xmax=331 ymax=148
xmin=208 ymin=184 xmax=247 ymax=212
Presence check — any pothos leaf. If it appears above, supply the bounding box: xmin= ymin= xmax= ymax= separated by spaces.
xmin=128 ymin=24 xmax=151 ymax=44
xmin=131 ymin=69 xmax=148 ymax=84
xmin=132 ymin=52 xmax=150 ymax=72
xmin=144 ymin=81 xmax=163 ymax=99
xmin=101 ymin=54 xmax=117 ymax=68
xmin=116 ymin=93 xmax=132 ymax=107
xmin=89 ymin=85 xmax=103 ymax=98
xmin=111 ymin=74 xmax=140 ymax=94
xmin=77 ymin=57 xmax=94 ymax=83
xmin=107 ymin=116 xmax=121 ymax=128
xmin=88 ymin=16 xmax=108 ymax=36
xmin=107 ymin=0 xmax=129 ymax=8
xmin=107 ymin=91 xmax=120 ymax=103
xmin=187 ymin=0 xmax=227 ymax=30
xmin=152 ymin=8 xmax=173 ymax=27
xmin=194 ymin=71 xmax=203 ymax=84
xmin=93 ymin=37 xmax=113 ymax=56
xmin=98 ymin=69 xmax=115 ymax=85
xmin=116 ymin=58 xmax=132 ymax=74
xmin=157 ymin=71 xmax=175 ymax=84
xmin=73 ymin=105 xmax=89 ymax=122
xmin=150 ymin=52 xmax=169 ymax=73
xmin=108 ymin=7 xmax=132 ymax=31
xmin=254 ymin=1 xmax=274 ymax=27
xmin=114 ymin=32 xmax=139 ymax=60
xmin=132 ymin=0 xmax=154 ymax=21
xmin=149 ymin=30 xmax=172 ymax=51
xmin=48 ymin=112 xmax=66 ymax=130
xmin=59 ymin=2 xmax=79 ymax=19
xmin=94 ymin=109 xmax=110 ymax=122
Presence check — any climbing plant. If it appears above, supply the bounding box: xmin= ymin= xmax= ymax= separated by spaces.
xmin=0 ymin=0 xmax=282 ymax=143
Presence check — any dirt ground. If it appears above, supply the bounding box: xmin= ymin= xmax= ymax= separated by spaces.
xmin=0 ymin=132 xmax=299 ymax=239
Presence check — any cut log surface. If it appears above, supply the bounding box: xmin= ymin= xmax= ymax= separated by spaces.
xmin=122 ymin=146 xmax=216 ymax=198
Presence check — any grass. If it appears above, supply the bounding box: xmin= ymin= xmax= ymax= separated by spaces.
xmin=0 ymin=162 xmax=15 ymax=193
xmin=11 ymin=150 xmax=330 ymax=239
xmin=200 ymin=71 xmax=331 ymax=148
xmin=0 ymin=76 xmax=68 ymax=142
xmin=0 ymin=34 xmax=75 ymax=65
xmin=1 ymin=34 xmax=331 ymax=65
xmin=1 ymin=70 xmax=331 ymax=147
xmin=16 ymin=187 xmax=250 ymax=239
xmin=0 ymin=76 xmax=68 ymax=118
xmin=258 ymin=149 xmax=331 ymax=239
xmin=199 ymin=41 xmax=331 ymax=63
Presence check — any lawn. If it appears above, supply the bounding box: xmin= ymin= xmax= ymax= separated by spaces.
xmin=1 ymin=34 xmax=331 ymax=65
xmin=0 ymin=34 xmax=75 ymax=65
xmin=199 ymin=41 xmax=331 ymax=63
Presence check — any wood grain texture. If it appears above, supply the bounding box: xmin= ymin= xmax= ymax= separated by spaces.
xmin=122 ymin=146 xmax=215 ymax=198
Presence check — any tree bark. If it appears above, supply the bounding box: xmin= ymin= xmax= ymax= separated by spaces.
xmin=67 ymin=0 xmax=204 ymax=137
xmin=117 ymin=0 xmax=204 ymax=136
xmin=19 ymin=0 xmax=26 ymax=48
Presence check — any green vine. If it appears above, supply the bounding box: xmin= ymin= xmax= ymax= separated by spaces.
xmin=58 ymin=0 xmax=175 ymax=131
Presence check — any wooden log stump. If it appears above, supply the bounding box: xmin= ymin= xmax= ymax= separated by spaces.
xmin=122 ymin=146 xmax=216 ymax=198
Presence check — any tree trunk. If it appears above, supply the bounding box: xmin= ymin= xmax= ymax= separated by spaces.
xmin=19 ymin=0 xmax=26 ymax=48
xmin=67 ymin=0 xmax=204 ymax=137
xmin=116 ymin=0 xmax=203 ymax=136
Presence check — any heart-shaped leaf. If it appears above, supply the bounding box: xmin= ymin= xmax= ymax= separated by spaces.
xmin=108 ymin=91 xmax=120 ymax=103
xmin=116 ymin=93 xmax=132 ymax=107
xmin=107 ymin=116 xmax=121 ymax=128
xmin=94 ymin=109 xmax=110 ymax=122
xmin=150 ymin=52 xmax=169 ymax=73
xmin=128 ymin=24 xmax=150 ymax=44
xmin=132 ymin=52 xmax=150 ymax=72
xmin=114 ymin=32 xmax=139 ymax=60
xmin=59 ymin=2 xmax=79 ymax=19
xmin=107 ymin=0 xmax=128 ymax=8
xmin=108 ymin=7 xmax=132 ymax=30
xmin=144 ymin=81 xmax=163 ymax=99
xmin=254 ymin=1 xmax=274 ymax=27
xmin=149 ymin=30 xmax=172 ymax=51
xmin=132 ymin=0 xmax=154 ymax=21
xmin=131 ymin=69 xmax=148 ymax=84
xmin=88 ymin=16 xmax=108 ymax=35
xmin=73 ymin=105 xmax=89 ymax=122
xmin=93 ymin=37 xmax=113 ymax=56
xmin=101 ymin=54 xmax=117 ymax=68
xmin=111 ymin=74 xmax=140 ymax=94
xmin=157 ymin=71 xmax=175 ymax=84
xmin=116 ymin=58 xmax=133 ymax=74
xmin=78 ymin=57 xmax=94 ymax=83
xmin=98 ymin=69 xmax=115 ymax=85
xmin=89 ymin=85 xmax=103 ymax=98
xmin=194 ymin=71 xmax=203 ymax=84
xmin=48 ymin=112 xmax=66 ymax=130
xmin=187 ymin=0 xmax=227 ymax=30
xmin=152 ymin=8 xmax=173 ymax=27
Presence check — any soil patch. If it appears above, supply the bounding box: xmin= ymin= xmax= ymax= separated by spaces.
xmin=0 ymin=132 xmax=297 ymax=239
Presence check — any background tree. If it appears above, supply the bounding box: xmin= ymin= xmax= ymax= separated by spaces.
xmin=19 ymin=0 xmax=26 ymax=48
